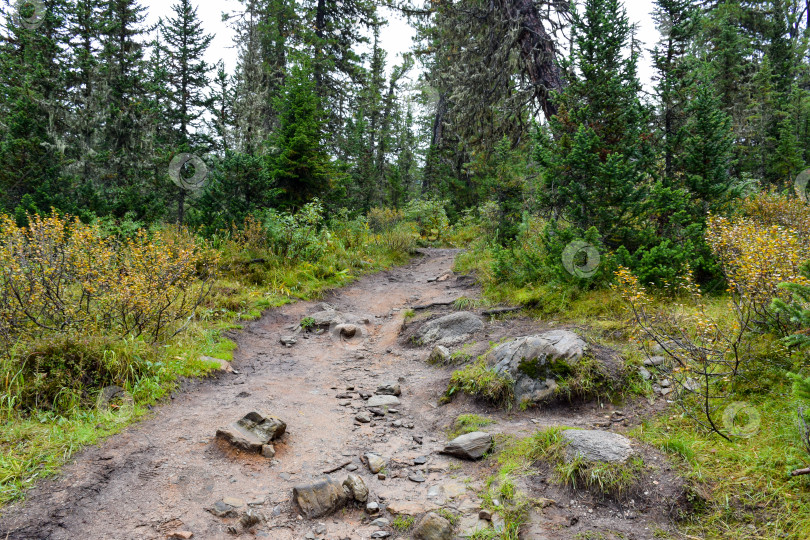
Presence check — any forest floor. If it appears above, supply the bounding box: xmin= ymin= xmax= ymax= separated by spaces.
xmin=0 ymin=249 xmax=685 ymax=540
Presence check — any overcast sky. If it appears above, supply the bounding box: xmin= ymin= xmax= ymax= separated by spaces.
xmin=142 ymin=0 xmax=659 ymax=88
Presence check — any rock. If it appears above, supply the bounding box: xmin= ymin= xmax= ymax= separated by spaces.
xmin=489 ymin=330 xmax=587 ymax=407
xmin=683 ymin=377 xmax=700 ymax=392
xmin=644 ymin=355 xmax=667 ymax=366
xmin=367 ymin=395 xmax=400 ymax=408
xmin=412 ymin=512 xmax=454 ymax=540
xmin=441 ymin=432 xmax=493 ymax=460
xmin=335 ymin=323 xmax=359 ymax=338
xmin=414 ymin=456 xmax=427 ymax=465
xmin=458 ymin=516 xmax=489 ymax=538
xmin=427 ymin=345 xmax=451 ymax=365
xmin=261 ymin=444 xmax=276 ymax=458
xmin=387 ymin=500 xmax=433 ymax=516
xmin=201 ymin=355 xmax=234 ymax=373
xmin=375 ymin=383 xmax=401 ymax=396
xmin=441 ymin=481 xmax=466 ymax=498
xmin=216 ymin=412 xmax=286 ymax=453
xmin=392 ymin=420 xmax=402 ymax=428
xmin=355 ymin=412 xmax=372 ymax=423
xmin=414 ymin=312 xmax=484 ymax=346
xmin=292 ymin=476 xmax=350 ymax=518
xmin=660 ymin=378 xmax=672 ymax=387
xmin=561 ymin=429 xmax=636 ymax=463
xmin=313 ymin=523 xmax=327 ymax=535
xmin=209 ymin=500 xmax=239 ymax=518
xmin=342 ymin=474 xmax=369 ymax=502
xmin=222 ymin=497 xmax=244 ymax=508
xmin=279 ymin=336 xmax=297 ymax=347
xmin=638 ymin=367 xmax=651 ymax=380
xmin=370 ymin=518 xmax=389 ymax=527
xmin=239 ymin=509 xmax=263 ymax=528
xmin=366 ymin=502 xmax=380 ymax=514
xmin=371 ymin=532 xmax=390 ymax=539
xmin=365 ymin=453 xmax=386 ymax=474
xmin=479 ymin=510 xmax=492 ymax=521
xmin=308 ymin=308 xmax=346 ymax=328
xmin=369 ymin=407 xmax=386 ymax=417
xmin=408 ymin=471 xmax=426 ymax=483
xmin=167 ymin=532 xmax=193 ymax=539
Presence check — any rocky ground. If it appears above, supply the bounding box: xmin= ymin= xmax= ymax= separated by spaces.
xmin=0 ymin=249 xmax=688 ymax=540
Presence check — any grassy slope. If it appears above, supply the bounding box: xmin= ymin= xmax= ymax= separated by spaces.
xmin=453 ymin=243 xmax=810 ymax=539
xmin=0 ymin=235 xmax=411 ymax=509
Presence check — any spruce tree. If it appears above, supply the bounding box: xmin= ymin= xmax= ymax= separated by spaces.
xmin=537 ymin=0 xmax=653 ymax=249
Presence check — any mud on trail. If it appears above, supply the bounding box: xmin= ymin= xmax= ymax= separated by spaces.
xmin=0 ymin=249 xmax=684 ymax=540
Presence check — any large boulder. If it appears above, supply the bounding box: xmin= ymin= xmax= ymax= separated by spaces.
xmin=561 ymin=429 xmax=635 ymax=463
xmin=440 ymin=432 xmax=493 ymax=460
xmin=413 ymin=512 xmax=454 ymax=540
xmin=489 ymin=330 xmax=587 ymax=406
xmin=414 ymin=312 xmax=484 ymax=346
xmin=216 ymin=412 xmax=286 ymax=453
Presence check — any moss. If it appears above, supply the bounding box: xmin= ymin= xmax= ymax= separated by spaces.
xmin=449 ymin=414 xmax=495 ymax=438
xmin=444 ymin=359 xmax=515 ymax=407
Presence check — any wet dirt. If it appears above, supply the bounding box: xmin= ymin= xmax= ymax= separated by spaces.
xmin=0 ymin=249 xmax=685 ymax=540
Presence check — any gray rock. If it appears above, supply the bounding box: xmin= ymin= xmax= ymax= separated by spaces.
xmin=413 ymin=512 xmax=454 ymax=540
xmin=427 ymin=345 xmax=451 ymax=365
xmin=308 ymin=308 xmax=345 ymax=328
xmin=209 ymin=500 xmax=239 ymax=518
xmin=292 ymin=476 xmax=350 ymax=518
xmin=216 ymin=412 xmax=286 ymax=453
xmin=408 ymin=471 xmax=426 ymax=483
xmin=365 ymin=453 xmax=386 ymax=474
xmin=369 ymin=407 xmax=386 ymax=417
xmin=489 ymin=330 xmax=587 ymax=406
xmin=335 ymin=323 xmax=359 ymax=338
xmin=355 ymin=412 xmax=372 ymax=423
xmin=342 ymin=474 xmax=369 ymax=502
xmin=375 ymin=383 xmax=401 ymax=396
xmin=561 ymin=429 xmax=636 ymax=463
xmin=279 ymin=336 xmax=297 ymax=346
xmin=370 ymin=532 xmax=390 ymax=539
xmin=441 ymin=432 xmax=493 ymax=460
xmin=366 ymin=502 xmax=381 ymax=514
xmin=644 ymin=355 xmax=667 ymax=366
xmin=638 ymin=367 xmax=651 ymax=380
xmin=414 ymin=312 xmax=484 ymax=346
xmin=370 ymin=517 xmax=389 ymax=526
xmin=367 ymin=395 xmax=400 ymax=408
xmin=261 ymin=444 xmax=275 ymax=458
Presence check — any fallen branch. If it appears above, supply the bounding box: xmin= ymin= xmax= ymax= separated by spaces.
xmin=790 ymin=467 xmax=810 ymax=477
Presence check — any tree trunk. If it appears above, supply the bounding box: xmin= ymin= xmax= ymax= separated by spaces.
xmin=506 ymin=0 xmax=564 ymax=119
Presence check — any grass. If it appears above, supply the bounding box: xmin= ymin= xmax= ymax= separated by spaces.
xmin=0 ymin=225 xmax=413 ymax=509
xmin=449 ymin=413 xmax=495 ymax=438
xmin=443 ymin=358 xmax=515 ymax=408
xmin=392 ymin=515 xmax=415 ymax=531
xmin=634 ymin=391 xmax=810 ymax=539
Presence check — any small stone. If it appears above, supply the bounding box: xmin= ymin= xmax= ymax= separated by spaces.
xmin=440 ymin=432 xmax=493 ymax=460
xmin=392 ymin=420 xmax=403 ymax=428
xmin=365 ymin=453 xmax=386 ymax=474
xmin=343 ymin=474 xmax=369 ymax=502
xmin=239 ymin=509 xmax=263 ymax=528
xmin=167 ymin=532 xmax=193 ymax=540
xmin=314 ymin=523 xmax=327 ymax=535
xmin=638 ymin=367 xmax=651 ymax=380
xmin=408 ymin=471 xmax=426 ymax=483
xmin=366 ymin=501 xmax=380 ymax=514
xmin=339 ymin=400 xmax=351 ymax=406
xmin=355 ymin=412 xmax=372 ymax=423
xmin=412 ymin=512 xmax=454 ymax=540
xmin=413 ymin=456 xmax=427 ymax=465
xmin=336 ymin=323 xmax=359 ymax=338
xmin=370 ymin=517 xmax=389 ymax=526
xmin=369 ymin=407 xmax=386 ymax=417
xmin=427 ymin=345 xmax=451 ymax=365
xmin=279 ymin=336 xmax=297 ymax=346
xmin=209 ymin=500 xmax=238 ymax=518
xmin=261 ymin=444 xmax=275 ymax=458
xmin=367 ymin=395 xmax=400 ymax=408
xmin=216 ymin=412 xmax=286 ymax=453
xmin=377 ymin=473 xmax=386 ymax=480
xmin=479 ymin=509 xmax=492 ymax=521
xmin=346 ymin=463 xmax=358 ymax=471
xmin=292 ymin=476 xmax=350 ymax=518
xmin=370 ymin=532 xmax=390 ymax=539
xmin=644 ymin=355 xmax=666 ymax=366
xmin=660 ymin=378 xmax=672 ymax=387
xmin=304 ymin=533 xmax=315 ymax=540
xmin=375 ymin=383 xmax=401 ymax=396
xmin=222 ymin=497 xmax=244 ymax=508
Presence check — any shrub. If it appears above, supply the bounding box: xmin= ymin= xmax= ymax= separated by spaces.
xmin=0 ymin=212 xmax=217 ymax=350
xmin=261 ymin=199 xmax=327 ymax=262
xmin=367 ymin=206 xmax=404 ymax=232
xmin=403 ymin=198 xmax=449 ymax=240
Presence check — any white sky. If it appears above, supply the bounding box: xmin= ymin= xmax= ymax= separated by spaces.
xmin=142 ymin=0 xmax=659 ymax=87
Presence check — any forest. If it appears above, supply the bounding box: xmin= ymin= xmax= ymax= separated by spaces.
xmin=2 ymin=0 xmax=810 ymax=538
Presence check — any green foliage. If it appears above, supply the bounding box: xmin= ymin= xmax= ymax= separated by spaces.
xmin=392 ymin=515 xmax=415 ymax=531
xmin=449 ymin=414 xmax=494 ymax=438
xmin=444 ymin=359 xmax=514 ymax=407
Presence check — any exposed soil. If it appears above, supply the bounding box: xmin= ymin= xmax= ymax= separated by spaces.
xmin=0 ymin=249 xmax=686 ymax=540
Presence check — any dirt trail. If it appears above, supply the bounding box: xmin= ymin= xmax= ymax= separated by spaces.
xmin=0 ymin=249 xmax=678 ymax=540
